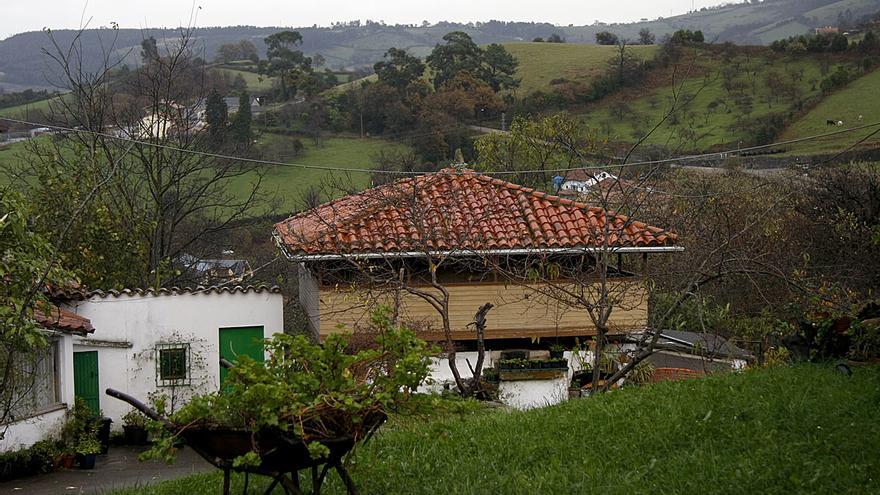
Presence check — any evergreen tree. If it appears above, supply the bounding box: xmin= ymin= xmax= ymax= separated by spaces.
xmin=205 ymin=89 xmax=228 ymax=142
xmin=231 ymin=91 xmax=252 ymax=146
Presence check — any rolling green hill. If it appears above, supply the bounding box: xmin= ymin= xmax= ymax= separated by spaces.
xmin=214 ymin=67 xmax=277 ymax=94
xmin=504 ymin=43 xmax=657 ymax=95
xmin=224 ymin=133 xmax=409 ymax=214
xmin=2 ymin=0 xmax=874 ymax=91
xmin=0 ymin=134 xmax=408 ymax=215
xmin=780 ymin=68 xmax=880 ymax=153
xmin=568 ymin=47 xmax=879 ymax=153
xmin=0 ymin=94 xmax=63 ymax=118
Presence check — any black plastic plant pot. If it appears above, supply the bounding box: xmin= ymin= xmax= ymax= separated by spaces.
xmin=79 ymin=454 xmax=97 ymax=470
xmin=123 ymin=425 xmax=149 ymax=445
xmin=95 ymin=417 xmax=112 ymax=454
xmin=550 ymin=350 xmax=564 ymax=359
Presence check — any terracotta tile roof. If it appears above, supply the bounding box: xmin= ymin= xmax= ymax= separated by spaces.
xmin=274 ymin=168 xmax=677 ymax=258
xmin=34 ymin=305 xmax=95 ymax=334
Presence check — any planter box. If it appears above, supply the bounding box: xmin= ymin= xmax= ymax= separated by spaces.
xmin=498 ymin=369 xmax=567 ymax=381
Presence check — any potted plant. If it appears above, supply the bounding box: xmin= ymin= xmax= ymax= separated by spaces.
xmin=122 ymin=409 xmax=150 ymax=445
xmin=549 ymin=344 xmax=565 ymax=360
xmin=76 ymin=432 xmax=101 ymax=470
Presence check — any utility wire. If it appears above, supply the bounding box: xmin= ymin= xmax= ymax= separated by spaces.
xmin=1 ymin=116 xmax=879 ymax=176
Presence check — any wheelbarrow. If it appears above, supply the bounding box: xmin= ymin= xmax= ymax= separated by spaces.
xmin=105 ymin=388 xmax=385 ymax=495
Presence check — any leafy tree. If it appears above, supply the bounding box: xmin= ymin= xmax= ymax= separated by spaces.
xmin=426 ymin=31 xmax=484 ymax=88
xmin=481 ymin=44 xmax=520 ymax=92
xmin=638 ymin=28 xmax=655 ymax=45
xmin=205 ymin=89 xmax=228 ymax=142
xmin=14 ymin=29 xmax=269 ymax=288
xmin=547 ymin=33 xmax=566 ymax=43
xmin=140 ymin=37 xmax=159 ymax=64
xmin=595 ymin=31 xmax=619 ymax=45
xmin=374 ymin=47 xmax=425 ymax=91
xmin=261 ymin=30 xmax=312 ymax=100
xmin=215 ymin=40 xmax=259 ymax=63
xmin=238 ymin=40 xmax=259 ymax=63
xmin=671 ymin=29 xmax=705 ymax=44
xmin=859 ymin=31 xmax=878 ymax=53
xmin=533 ymin=37 xmax=545 ymax=42
xmin=830 ymin=34 xmax=849 ymax=52
xmin=1 ymin=193 xmax=73 ymax=426
xmin=231 ymin=91 xmax=252 ymax=146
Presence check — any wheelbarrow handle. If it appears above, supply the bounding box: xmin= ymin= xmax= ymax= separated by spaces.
xmin=105 ymin=388 xmax=177 ymax=431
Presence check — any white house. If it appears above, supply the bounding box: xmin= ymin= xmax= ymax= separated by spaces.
xmin=61 ymin=285 xmax=284 ymax=427
xmin=1 ymin=307 xmax=94 ymax=453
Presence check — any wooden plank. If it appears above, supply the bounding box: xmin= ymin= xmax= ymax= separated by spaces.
xmin=315 ymin=280 xmax=647 ymax=340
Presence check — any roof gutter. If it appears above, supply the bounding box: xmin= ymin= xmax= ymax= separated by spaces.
xmin=274 ymin=241 xmax=684 ymax=262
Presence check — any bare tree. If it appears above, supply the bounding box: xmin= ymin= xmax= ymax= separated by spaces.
xmin=5 ymin=27 xmax=269 ymax=288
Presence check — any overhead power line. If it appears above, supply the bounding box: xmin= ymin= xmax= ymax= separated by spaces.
xmin=1 ymin=116 xmax=879 ymax=176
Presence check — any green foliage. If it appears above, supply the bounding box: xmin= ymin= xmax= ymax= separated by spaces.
xmin=426 ymin=32 xmax=519 ymax=92
xmin=426 ymin=31 xmax=484 ymax=88
xmin=261 ymin=30 xmax=312 ymax=100
xmin=476 ymin=113 xmax=603 ymax=190
xmin=820 ymin=65 xmax=853 ymax=93
xmin=0 ymin=439 xmax=61 ymax=482
xmin=373 ymin=48 xmax=425 ymax=91
xmin=122 ymin=408 xmax=148 ymax=428
xmin=848 ymin=320 xmax=880 ymax=361
xmin=230 ymin=91 xmax=252 ymax=145
xmin=670 ymin=29 xmax=705 ymax=44
xmin=75 ymin=430 xmax=101 ymax=456
xmin=0 ymin=192 xmax=73 ymax=422
xmin=595 ymin=31 xmax=619 ymax=45
xmin=205 ymin=89 xmax=228 ymax=142
xmin=144 ymin=308 xmax=434 ymax=466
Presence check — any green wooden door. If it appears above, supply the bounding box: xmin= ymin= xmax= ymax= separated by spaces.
xmin=219 ymin=326 xmax=265 ymax=386
xmin=73 ymin=351 xmax=100 ymax=415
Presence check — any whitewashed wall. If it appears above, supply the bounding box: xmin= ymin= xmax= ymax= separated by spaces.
xmin=0 ymin=333 xmax=76 ymax=452
xmin=64 ymin=289 xmax=283 ymax=427
xmin=423 ymin=350 xmax=595 ymax=410
xmin=0 ymin=408 xmax=67 ymax=452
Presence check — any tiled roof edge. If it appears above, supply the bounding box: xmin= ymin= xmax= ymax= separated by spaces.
xmin=78 ymin=285 xmax=282 ymax=300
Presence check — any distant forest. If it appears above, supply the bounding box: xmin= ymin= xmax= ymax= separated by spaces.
xmin=1 ymin=0 xmax=877 ymax=90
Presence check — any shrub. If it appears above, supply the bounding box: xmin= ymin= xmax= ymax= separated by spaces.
xmin=144 ymin=308 xmax=434 ymax=464
xmin=848 ymin=320 xmax=880 ymax=361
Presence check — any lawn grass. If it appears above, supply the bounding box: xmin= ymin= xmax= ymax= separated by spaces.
xmin=779 ymin=68 xmax=880 ymax=154
xmin=109 ymin=364 xmax=880 ymax=494
xmin=229 ymin=133 xmax=409 ymax=215
xmin=503 ymin=42 xmax=657 ymax=95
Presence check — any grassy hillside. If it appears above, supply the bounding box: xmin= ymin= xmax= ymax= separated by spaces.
xmin=0 ymin=94 xmax=61 ymax=118
xmin=577 ymin=48 xmax=869 ymax=152
xmin=110 ymin=364 xmax=880 ymax=494
xmin=214 ymin=68 xmax=276 ymax=94
xmin=781 ymin=68 xmax=880 ymax=154
xmin=2 ymin=1 xmax=869 ymax=90
xmin=0 ymin=133 xmax=406 ymax=215
xmin=229 ymin=133 xmax=409 ymax=214
xmin=504 ymin=43 xmax=657 ymax=95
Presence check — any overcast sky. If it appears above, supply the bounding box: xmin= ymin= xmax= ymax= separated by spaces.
xmin=3 ymin=0 xmax=732 ymax=39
